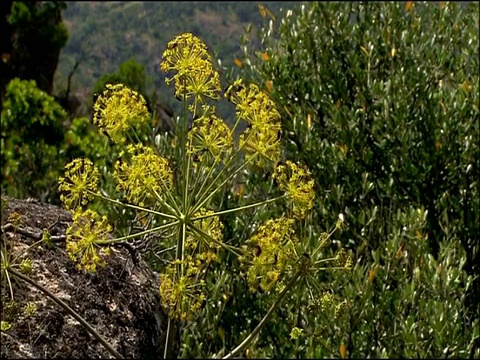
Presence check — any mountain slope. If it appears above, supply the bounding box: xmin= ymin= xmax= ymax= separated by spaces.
xmin=54 ymin=1 xmax=299 ymax=111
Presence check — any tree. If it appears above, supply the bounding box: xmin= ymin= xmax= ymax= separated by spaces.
xmin=1 ymin=1 xmax=68 ymax=100
xmin=93 ymin=58 xmax=150 ymax=98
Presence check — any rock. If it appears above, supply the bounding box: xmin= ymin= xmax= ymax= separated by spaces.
xmin=0 ymin=196 xmax=173 ymax=359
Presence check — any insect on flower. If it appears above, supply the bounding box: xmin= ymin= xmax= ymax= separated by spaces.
xmin=224 ymin=82 xmax=246 ymax=102
xmin=167 ymin=41 xmax=178 ymax=50
xmin=254 ymin=245 xmax=262 ymax=257
xmin=271 ymin=253 xmax=278 ymax=265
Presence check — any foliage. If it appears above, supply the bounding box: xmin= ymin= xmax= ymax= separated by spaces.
xmin=294 ymin=206 xmax=479 ymax=358
xmin=2 ymin=2 xmax=478 ymax=358
xmin=8 ymin=1 xmax=68 ymax=49
xmin=234 ymin=1 xmax=479 ymax=357
xmin=1 ymin=78 xmax=67 ymax=202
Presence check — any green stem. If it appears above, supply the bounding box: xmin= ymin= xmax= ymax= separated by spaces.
xmin=229 ymin=112 xmax=242 ymax=137
xmin=3 ymin=269 xmax=14 ymax=300
xmin=163 ymin=317 xmax=174 ymax=359
xmin=152 ymin=186 xmax=182 ymax=219
xmin=192 ymin=110 xmax=243 ymax=202
xmin=97 ymin=221 xmax=179 ymax=245
xmin=313 ymin=257 xmax=337 ymax=265
xmin=191 ymin=195 xmax=286 ymax=221
xmin=16 ymin=238 xmax=45 ymax=256
xmin=179 ymin=222 xmax=187 ymax=275
xmin=220 ymin=266 xmax=304 ymax=359
xmin=305 ymin=272 xmax=323 ymax=293
xmin=8 ymin=267 xmax=123 ymax=359
xmin=184 ymin=100 xmax=200 ymax=213
xmin=90 ymin=190 xmax=178 ymax=220
xmin=149 ymin=176 xmax=182 ymax=217
xmin=164 ymin=221 xmax=187 ymax=359
xmin=192 ymin=151 xmax=233 ymax=210
xmin=128 ymin=126 xmax=143 ymax=144
xmin=193 ymin=128 xmax=256 ymax=213
xmin=312 ymin=266 xmax=346 ymax=271
xmin=181 ymin=88 xmax=188 ymax=210
xmin=310 ymin=227 xmax=336 ymax=259
xmin=184 ymin=153 xmax=191 ymax=213
xmin=189 ymin=222 xmax=243 ymax=258
xmin=193 ymin=154 xmax=257 ymax=215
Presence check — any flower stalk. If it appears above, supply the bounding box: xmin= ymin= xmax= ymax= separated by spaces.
xmin=220 ymin=260 xmax=306 ymax=359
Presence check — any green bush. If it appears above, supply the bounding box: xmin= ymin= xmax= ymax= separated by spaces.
xmin=0 ymin=78 xmax=140 ymax=212
xmin=231 ymin=1 xmax=479 ymax=357
xmin=1 ymin=78 xmax=67 ymax=202
xmin=299 ymin=206 xmax=478 ymax=358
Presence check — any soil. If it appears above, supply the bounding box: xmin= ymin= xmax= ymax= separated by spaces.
xmin=0 ymin=196 xmax=176 ymax=359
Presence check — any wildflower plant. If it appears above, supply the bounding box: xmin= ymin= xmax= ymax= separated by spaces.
xmin=57 ymin=32 xmax=349 ymax=358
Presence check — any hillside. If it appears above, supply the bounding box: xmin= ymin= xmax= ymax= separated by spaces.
xmin=53 ymin=1 xmax=301 ymax=115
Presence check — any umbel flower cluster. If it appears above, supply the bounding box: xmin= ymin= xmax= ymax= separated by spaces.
xmin=58 ymin=33 xmax=321 ymax=322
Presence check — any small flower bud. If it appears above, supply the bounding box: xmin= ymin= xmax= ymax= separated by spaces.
xmin=20 ymin=258 xmax=33 ymax=275
xmin=290 ymin=326 xmax=303 ymax=340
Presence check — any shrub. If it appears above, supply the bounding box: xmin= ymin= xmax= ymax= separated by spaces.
xmin=1 ymin=78 xmax=67 ymax=202
xmin=235 ymin=2 xmax=479 ymax=357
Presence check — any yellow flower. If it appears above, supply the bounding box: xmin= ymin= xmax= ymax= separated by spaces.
xmin=188 ymin=208 xmax=224 ymax=252
xmin=161 ymin=33 xmax=209 ymax=75
xmin=23 ymin=302 xmax=37 ymax=317
xmin=240 ymin=122 xmax=281 ymax=167
xmin=184 ymin=67 xmax=221 ymax=104
xmin=226 ymin=79 xmax=280 ymax=127
xmin=66 ymin=209 xmax=113 ymax=272
xmin=158 ymin=209 xmax=224 ymax=321
xmin=19 ymin=258 xmax=33 ymax=275
xmin=187 ymin=113 xmax=233 ymax=167
xmin=114 ymin=143 xmax=173 ymax=206
xmin=226 ymin=79 xmax=282 ymax=167
xmin=243 ymin=217 xmax=297 ymax=292
xmin=58 ymin=158 xmax=100 ymax=210
xmin=336 ymin=248 xmax=353 ymax=271
xmin=274 ymin=161 xmax=315 ymax=219
xmin=160 ymin=33 xmax=220 ymax=104
xmin=159 ymin=268 xmax=206 ymax=321
xmin=319 ymin=292 xmax=334 ymax=312
xmin=93 ymin=83 xmax=149 ymax=144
